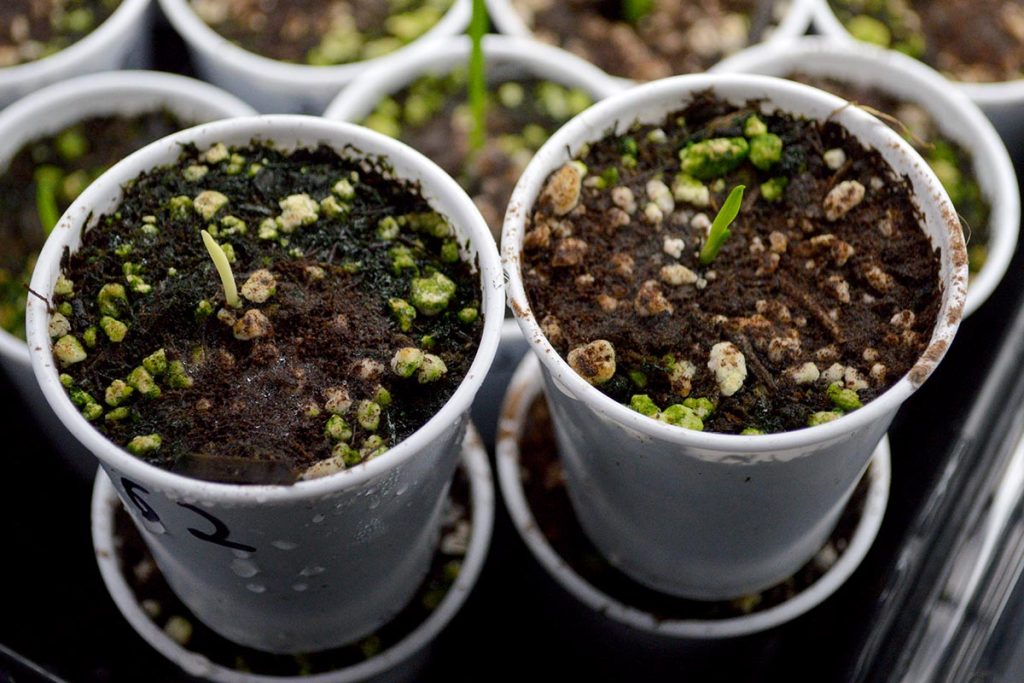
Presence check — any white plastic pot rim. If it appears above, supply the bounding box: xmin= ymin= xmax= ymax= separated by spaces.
xmin=0 ymin=69 xmax=257 ymax=372
xmin=92 ymin=426 xmax=495 ymax=683
xmin=496 ymin=354 xmax=891 ymax=639
xmin=26 ymin=114 xmax=504 ymax=504
xmin=501 ymin=72 xmax=967 ymax=457
xmin=0 ymin=0 xmax=151 ymax=92
xmin=712 ymin=36 xmax=1020 ymax=318
xmin=158 ymin=0 xmax=471 ymax=87
xmin=323 ymin=34 xmax=624 ymax=121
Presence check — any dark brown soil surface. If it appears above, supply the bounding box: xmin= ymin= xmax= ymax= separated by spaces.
xmin=191 ymin=0 xmax=453 ymax=65
xmin=521 ymin=91 xmax=942 ymax=434
xmin=790 ymin=72 xmax=991 ymax=275
xmin=828 ymin=0 xmax=1024 ymax=83
xmin=113 ymin=465 xmax=472 ymax=667
xmin=55 ymin=142 xmax=483 ymax=484
xmin=0 ymin=111 xmax=185 ymax=340
xmin=519 ymin=395 xmax=870 ymax=619
xmin=362 ymin=68 xmax=593 ymax=237
xmin=0 ymin=0 xmax=120 ymax=67
xmin=514 ymin=0 xmax=783 ymax=80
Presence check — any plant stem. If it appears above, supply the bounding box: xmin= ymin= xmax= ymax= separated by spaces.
xmin=201 ymin=229 xmax=241 ymax=308
xmin=468 ymin=0 xmax=489 ymax=153
xmin=34 ymin=166 xmax=63 ymax=235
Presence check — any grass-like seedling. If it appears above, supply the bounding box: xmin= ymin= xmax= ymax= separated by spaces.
xmin=34 ymin=166 xmax=63 ymax=235
xmin=468 ymin=0 xmax=489 ymax=152
xmin=699 ymin=184 xmax=745 ymax=266
xmin=201 ymin=229 xmax=241 ymax=308
xmin=622 ymin=0 xmax=655 ymax=24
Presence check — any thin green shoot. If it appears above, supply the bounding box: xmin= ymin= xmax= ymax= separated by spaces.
xmin=34 ymin=166 xmax=63 ymax=235
xmin=622 ymin=0 xmax=655 ymax=23
xmin=468 ymin=0 xmax=489 ymax=153
xmin=201 ymin=229 xmax=241 ymax=308
xmin=699 ymin=184 xmax=745 ymax=266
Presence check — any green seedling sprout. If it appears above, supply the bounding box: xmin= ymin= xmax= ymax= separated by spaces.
xmin=698 ymin=184 xmax=745 ymax=266
xmin=468 ymin=0 xmax=489 ymax=152
xmin=201 ymin=229 xmax=240 ymax=308
xmin=622 ymin=0 xmax=654 ymax=23
xmin=35 ymin=165 xmax=63 ymax=235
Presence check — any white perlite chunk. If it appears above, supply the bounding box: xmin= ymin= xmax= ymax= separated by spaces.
xmin=643 ymin=202 xmax=664 ymax=225
xmin=824 ymin=180 xmax=866 ymax=221
xmin=822 ymin=363 xmax=845 ymax=383
xmin=277 ymin=193 xmax=320 ymax=232
xmin=789 ymin=362 xmax=820 ymax=385
xmin=193 ymin=190 xmax=229 ymax=220
xmin=823 ymin=148 xmax=846 ymax=170
xmin=669 ymin=359 xmax=697 ymax=397
xmin=646 ymin=179 xmax=675 ymax=214
xmin=323 ymin=386 xmax=352 ymax=415
xmin=663 ymin=236 xmax=685 ymax=259
xmin=542 ymin=163 xmax=584 ymax=216
xmin=660 ymin=263 xmax=698 ymax=286
xmin=567 ymin=340 xmax=616 ymax=385
xmin=611 ymin=186 xmax=637 ymax=214
xmin=708 ymin=342 xmax=747 ymax=397
xmin=845 ymin=366 xmax=869 ymax=391
xmin=241 ymin=269 xmax=277 ymax=303
xmin=891 ymin=310 xmax=916 ymax=329
xmin=48 ymin=312 xmax=71 ymax=339
xmin=233 ymin=309 xmax=272 ymax=340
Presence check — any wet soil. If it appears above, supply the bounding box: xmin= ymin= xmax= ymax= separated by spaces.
xmin=0 ymin=0 xmax=121 ymax=67
xmin=828 ymin=0 xmax=1024 ymax=83
xmin=513 ymin=0 xmax=784 ymax=80
xmin=0 ymin=111 xmax=185 ymax=340
xmin=791 ymin=72 xmax=990 ymax=274
xmin=191 ymin=0 xmax=453 ymax=65
xmin=56 ymin=142 xmax=483 ymax=484
xmin=521 ymin=91 xmax=942 ymax=434
xmin=363 ymin=68 xmax=593 ymax=237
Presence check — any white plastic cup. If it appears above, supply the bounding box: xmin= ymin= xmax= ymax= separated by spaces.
xmin=0 ymin=70 xmax=256 ymax=478
xmin=485 ymin=0 xmax=817 ymax=86
xmin=158 ymin=0 xmax=471 ymax=114
xmin=497 ymin=353 xmax=890 ymax=641
xmin=0 ymin=0 xmax=153 ymax=109
xmin=811 ymin=0 xmax=1024 ymax=155
xmin=502 ymin=73 xmax=967 ymax=600
xmin=713 ymin=37 xmax=1020 ymax=318
xmin=92 ymin=425 xmax=495 ymax=683
xmin=27 ymin=116 xmax=504 ymax=653
xmin=323 ymin=34 xmax=624 ymax=121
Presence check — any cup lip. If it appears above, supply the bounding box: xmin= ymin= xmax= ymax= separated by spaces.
xmin=484 ymin=0 xmax=817 ymax=86
xmin=501 ymin=72 xmax=967 ymax=454
xmin=323 ymin=33 xmax=625 ymax=121
xmin=810 ymin=0 xmax=1024 ymax=106
xmin=713 ymin=36 xmax=1021 ymax=318
xmin=0 ymin=70 xmax=257 ymax=373
xmin=496 ymin=353 xmax=890 ymax=638
xmin=0 ymin=0 xmax=151 ymax=95
xmin=25 ymin=114 xmax=504 ymax=503
xmin=91 ymin=424 xmax=495 ymax=682
xmin=158 ymin=0 xmax=471 ymax=89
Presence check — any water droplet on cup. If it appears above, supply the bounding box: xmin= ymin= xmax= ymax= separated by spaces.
xmin=246 ymin=583 xmax=266 ymax=594
xmin=299 ymin=565 xmax=325 ymax=577
xmin=368 ymin=496 xmax=381 ymax=510
xmin=272 ymin=540 xmax=298 ymax=551
xmin=396 ymin=483 xmax=409 ymax=496
xmin=312 ymin=514 xmax=325 ymax=524
xmin=231 ymin=559 xmax=260 ymax=578
xmin=293 ymin=583 xmax=308 ymax=592
xmin=232 ymin=549 xmax=251 ymax=559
